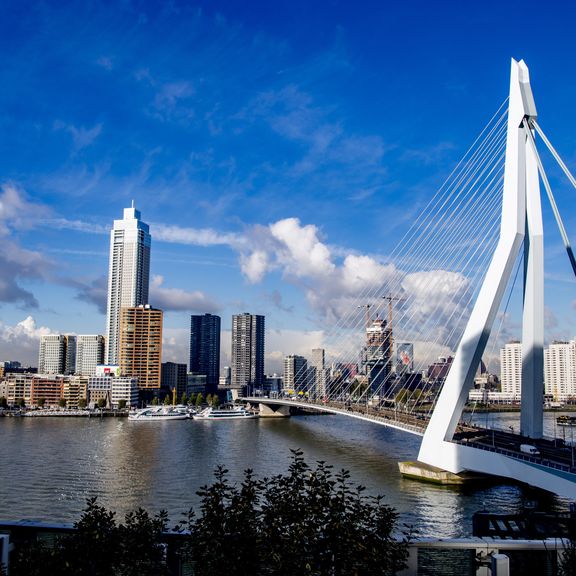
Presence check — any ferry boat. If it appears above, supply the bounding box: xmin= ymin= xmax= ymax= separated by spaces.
xmin=556 ymin=415 xmax=576 ymax=427
xmin=128 ymin=406 xmax=190 ymax=421
xmin=192 ymin=406 xmax=259 ymax=420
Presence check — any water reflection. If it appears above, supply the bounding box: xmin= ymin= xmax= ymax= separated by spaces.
xmin=0 ymin=413 xmax=567 ymax=536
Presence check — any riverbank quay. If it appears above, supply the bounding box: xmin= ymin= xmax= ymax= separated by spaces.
xmin=0 ymin=520 xmax=571 ymax=575
xmin=0 ymin=408 xmax=128 ymax=418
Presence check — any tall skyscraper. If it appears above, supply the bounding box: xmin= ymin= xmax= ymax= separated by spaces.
xmin=231 ymin=313 xmax=265 ymax=391
xmin=500 ymin=341 xmax=522 ymax=395
xmin=105 ymin=204 xmax=151 ymax=365
xmin=75 ymin=335 xmax=105 ymax=376
xmin=38 ymin=335 xmax=76 ymax=375
xmin=119 ymin=305 xmax=163 ymax=389
xmin=189 ymin=314 xmax=221 ymax=395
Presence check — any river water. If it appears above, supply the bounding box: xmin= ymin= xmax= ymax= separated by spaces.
xmin=0 ymin=412 xmax=570 ymax=537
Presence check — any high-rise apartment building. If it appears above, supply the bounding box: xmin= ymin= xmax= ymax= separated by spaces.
xmin=105 ymin=204 xmax=151 ymax=365
xmin=189 ymin=314 xmax=221 ymax=395
xmin=119 ymin=305 xmax=163 ymax=389
xmin=500 ymin=341 xmax=522 ymax=395
xmin=75 ymin=335 xmax=105 ymax=376
xmin=38 ymin=335 xmax=76 ymax=374
xmin=310 ymin=348 xmax=326 ymax=398
xmin=231 ymin=313 xmax=265 ymax=391
xmin=283 ymin=355 xmax=308 ymax=391
xmin=544 ymin=340 xmax=576 ymax=401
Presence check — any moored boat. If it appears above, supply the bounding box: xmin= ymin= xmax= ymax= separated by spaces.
xmin=192 ymin=406 xmax=258 ymax=420
xmin=128 ymin=406 xmax=190 ymax=421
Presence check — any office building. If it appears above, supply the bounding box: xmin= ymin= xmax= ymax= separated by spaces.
xmin=38 ymin=335 xmax=76 ymax=375
xmin=544 ymin=340 xmax=576 ymax=401
xmin=189 ymin=314 xmax=221 ymax=395
xmin=88 ymin=374 xmax=139 ymax=409
xmin=500 ymin=342 xmax=522 ymax=395
xmin=187 ymin=373 xmax=207 ymax=396
xmin=75 ymin=335 xmax=105 ymax=376
xmin=231 ymin=313 xmax=265 ymax=391
xmin=162 ymin=362 xmax=188 ymax=400
xmin=283 ymin=355 xmax=308 ymax=392
xmin=105 ymin=204 xmax=151 ymax=365
xmin=119 ymin=305 xmax=163 ymax=389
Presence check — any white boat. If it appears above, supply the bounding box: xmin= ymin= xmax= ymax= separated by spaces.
xmin=192 ymin=407 xmax=259 ymax=420
xmin=128 ymin=406 xmax=190 ymax=421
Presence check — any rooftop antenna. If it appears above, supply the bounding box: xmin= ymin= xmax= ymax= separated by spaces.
xmin=131 ymin=199 xmax=135 ymax=208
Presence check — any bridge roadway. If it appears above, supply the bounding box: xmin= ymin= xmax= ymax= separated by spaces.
xmin=245 ymin=397 xmax=576 ymax=477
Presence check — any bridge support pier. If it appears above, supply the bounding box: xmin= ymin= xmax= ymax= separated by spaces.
xmin=398 ymin=461 xmax=486 ymax=485
xmin=259 ymin=403 xmax=291 ymax=418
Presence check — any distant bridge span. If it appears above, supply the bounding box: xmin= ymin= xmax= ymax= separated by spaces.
xmin=244 ymin=396 xmax=426 ymax=436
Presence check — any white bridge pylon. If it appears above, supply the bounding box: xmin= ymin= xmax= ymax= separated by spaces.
xmin=418 ymin=59 xmax=575 ymax=498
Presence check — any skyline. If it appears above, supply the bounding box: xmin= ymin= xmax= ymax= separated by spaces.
xmin=2 ymin=1 xmax=576 ymax=371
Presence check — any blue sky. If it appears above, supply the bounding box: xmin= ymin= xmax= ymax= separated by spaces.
xmin=1 ymin=0 xmax=576 ymax=369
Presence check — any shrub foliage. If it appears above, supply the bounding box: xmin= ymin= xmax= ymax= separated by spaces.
xmin=8 ymin=450 xmax=409 ymax=576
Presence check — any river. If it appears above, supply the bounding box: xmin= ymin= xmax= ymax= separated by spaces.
xmin=0 ymin=411 xmax=570 ymax=537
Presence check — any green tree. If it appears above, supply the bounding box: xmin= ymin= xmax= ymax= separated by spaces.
xmin=206 ymin=394 xmax=212 ymax=406
xmin=163 ymin=395 xmax=171 ymax=406
xmin=118 ymin=399 xmax=127 ymax=410
xmin=97 ymin=398 xmax=107 ymax=409
xmin=188 ymin=393 xmax=197 ymax=405
xmin=17 ymin=398 xmax=26 ymax=408
xmin=210 ymin=394 xmax=220 ymax=407
xmin=195 ymin=393 xmax=204 ymax=407
xmin=180 ymin=450 xmax=409 ymax=576
xmin=180 ymin=392 xmax=188 ymax=405
xmin=151 ymin=397 xmax=159 ymax=406
xmin=78 ymin=398 xmax=87 ymax=409
xmin=37 ymin=398 xmax=46 ymax=408
xmin=58 ymin=398 xmax=67 ymax=409
xmin=0 ymin=396 xmax=7 ymax=409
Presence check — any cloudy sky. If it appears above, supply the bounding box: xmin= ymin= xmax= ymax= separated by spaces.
xmin=1 ymin=0 xmax=576 ymax=371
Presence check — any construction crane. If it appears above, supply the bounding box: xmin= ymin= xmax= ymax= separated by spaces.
xmin=357 ymin=303 xmax=373 ymax=329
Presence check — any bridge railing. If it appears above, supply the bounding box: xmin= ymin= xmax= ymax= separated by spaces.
xmin=453 ymin=438 xmax=575 ymax=475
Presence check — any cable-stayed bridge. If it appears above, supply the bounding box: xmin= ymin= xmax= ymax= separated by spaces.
xmin=247 ymin=59 xmax=576 ymax=499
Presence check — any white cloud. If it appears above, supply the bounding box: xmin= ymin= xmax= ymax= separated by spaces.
xmin=0 ymin=316 xmax=54 ymax=365
xmin=240 ymin=250 xmax=270 ymax=284
xmin=54 ymin=120 xmax=103 ymax=151
xmin=150 ymin=275 xmax=220 ymax=313
xmin=152 ymin=223 xmax=242 ymax=247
